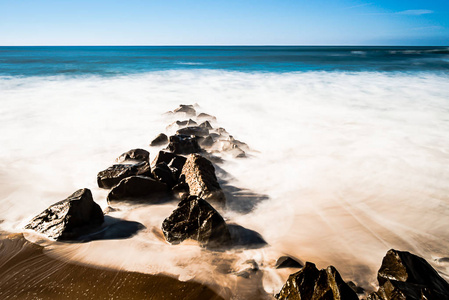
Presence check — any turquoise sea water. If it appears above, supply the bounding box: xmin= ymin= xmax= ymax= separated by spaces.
xmin=0 ymin=46 xmax=448 ymax=76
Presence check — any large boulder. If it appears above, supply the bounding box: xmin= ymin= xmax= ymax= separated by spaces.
xmin=116 ymin=148 xmax=150 ymax=163
xmin=276 ymin=262 xmax=358 ymax=300
xmin=107 ymin=176 xmax=167 ymax=203
xmin=181 ymin=154 xmax=226 ymax=209
xmin=24 ymin=189 xmax=104 ymax=240
xmin=161 ymin=195 xmax=231 ymax=248
xmin=167 ymin=135 xmax=201 ymax=154
xmin=368 ymin=249 xmax=449 ymax=300
xmin=97 ymin=161 xmax=151 ymax=189
xmin=150 ymin=133 xmax=168 ymax=146
xmin=152 ymin=150 xmax=176 ymax=167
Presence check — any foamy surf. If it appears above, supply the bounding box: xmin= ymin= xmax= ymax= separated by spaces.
xmin=1 ymin=70 xmax=449 ymax=298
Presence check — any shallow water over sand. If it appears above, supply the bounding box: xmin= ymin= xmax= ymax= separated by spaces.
xmin=1 ymin=70 xmax=449 ymax=298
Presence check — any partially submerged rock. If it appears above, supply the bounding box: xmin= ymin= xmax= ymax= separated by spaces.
xmin=107 ymin=176 xmax=167 ymax=203
xmin=173 ymin=105 xmax=196 ymax=116
xmin=152 ymin=162 xmax=176 ymax=188
xmin=25 ymin=189 xmax=104 ymax=240
xmin=97 ymin=161 xmax=151 ymax=189
xmin=176 ymin=126 xmax=210 ymax=137
xmin=167 ymin=156 xmax=187 ymax=179
xmin=150 ymin=133 xmax=168 ymax=146
xmin=276 ymin=262 xmax=358 ymax=300
xmin=116 ymin=148 xmax=150 ymax=163
xmin=167 ymin=135 xmax=201 ymax=154
xmin=152 ymin=150 xmax=177 ymax=167
xmin=275 ymin=256 xmax=303 ymax=269
xmin=162 ymin=195 xmax=231 ymax=248
xmin=197 ymin=112 xmax=217 ymax=122
xmin=368 ymin=249 xmax=449 ymax=300
xmin=181 ymin=154 xmax=226 ymax=208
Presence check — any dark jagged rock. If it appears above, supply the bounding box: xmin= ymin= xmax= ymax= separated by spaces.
xmin=166 ymin=119 xmax=197 ymax=130
xmin=181 ymin=154 xmax=226 ymax=209
xmin=24 ymin=189 xmax=104 ymax=240
xmin=197 ymin=113 xmax=217 ymax=122
xmin=107 ymin=176 xmax=167 ymax=203
xmin=168 ymin=156 xmax=187 ymax=179
xmin=97 ymin=161 xmax=151 ymax=189
xmin=276 ymin=262 xmax=358 ymax=300
xmin=367 ymin=249 xmax=449 ymax=300
xmin=161 ymin=195 xmax=231 ymax=248
xmin=116 ymin=148 xmax=150 ymax=163
xmin=171 ymin=181 xmax=189 ymax=200
xmin=275 ymin=256 xmax=303 ymax=269
xmin=173 ymin=105 xmax=196 ymax=116
xmin=167 ymin=135 xmax=201 ymax=154
xmin=198 ymin=135 xmax=215 ymax=148
xmin=150 ymin=133 xmax=168 ymax=146
xmin=199 ymin=121 xmax=213 ymax=129
xmin=347 ymin=281 xmax=365 ymax=295
xmin=152 ymin=150 xmax=176 ymax=167
xmin=176 ymin=126 xmax=210 ymax=137
xmin=152 ymin=162 xmax=176 ymax=189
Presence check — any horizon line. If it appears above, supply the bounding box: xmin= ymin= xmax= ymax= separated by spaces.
xmin=0 ymin=44 xmax=448 ymax=47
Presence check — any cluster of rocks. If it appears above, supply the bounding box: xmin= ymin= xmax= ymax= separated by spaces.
xmin=22 ymin=104 xmax=449 ymax=300
xmin=275 ymin=249 xmax=449 ymax=300
xmin=24 ymin=105 xmax=245 ymax=249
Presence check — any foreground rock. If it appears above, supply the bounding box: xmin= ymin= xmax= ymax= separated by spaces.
xmin=276 ymin=262 xmax=358 ymax=300
xmin=181 ymin=154 xmax=226 ymax=209
xmin=161 ymin=195 xmax=231 ymax=248
xmin=107 ymin=176 xmax=167 ymax=203
xmin=167 ymin=134 xmax=201 ymax=154
xmin=368 ymin=249 xmax=449 ymax=300
xmin=97 ymin=161 xmax=151 ymax=189
xmin=25 ymin=189 xmax=104 ymax=240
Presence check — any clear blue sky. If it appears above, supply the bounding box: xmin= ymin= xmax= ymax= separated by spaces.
xmin=0 ymin=0 xmax=448 ymax=45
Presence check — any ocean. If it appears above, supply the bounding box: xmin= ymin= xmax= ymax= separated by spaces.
xmin=1 ymin=46 xmax=449 ymax=298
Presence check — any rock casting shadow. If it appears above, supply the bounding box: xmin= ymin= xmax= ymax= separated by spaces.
xmin=76 ymin=216 xmax=146 ymax=242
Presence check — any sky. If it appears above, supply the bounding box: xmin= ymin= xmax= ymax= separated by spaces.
xmin=0 ymin=0 xmax=448 ymax=46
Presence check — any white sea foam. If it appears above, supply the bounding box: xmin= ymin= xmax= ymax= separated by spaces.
xmin=1 ymin=70 xmax=449 ymax=297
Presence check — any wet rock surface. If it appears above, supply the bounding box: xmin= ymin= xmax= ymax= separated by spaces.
xmin=176 ymin=126 xmax=210 ymax=137
xmin=181 ymin=154 xmax=226 ymax=209
xmin=150 ymin=133 xmax=168 ymax=146
xmin=116 ymin=148 xmax=150 ymax=163
xmin=167 ymin=134 xmax=201 ymax=154
xmin=25 ymin=189 xmax=104 ymax=240
xmin=161 ymin=195 xmax=231 ymax=248
xmin=152 ymin=162 xmax=176 ymax=188
xmin=107 ymin=176 xmax=167 ymax=203
xmin=276 ymin=262 xmax=359 ymax=300
xmin=368 ymin=249 xmax=449 ymax=300
xmin=97 ymin=161 xmax=151 ymax=189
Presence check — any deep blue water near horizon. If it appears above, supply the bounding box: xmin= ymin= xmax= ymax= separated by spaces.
xmin=0 ymin=46 xmax=448 ymax=76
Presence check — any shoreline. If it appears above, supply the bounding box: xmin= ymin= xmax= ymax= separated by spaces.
xmin=0 ymin=232 xmax=224 ymax=300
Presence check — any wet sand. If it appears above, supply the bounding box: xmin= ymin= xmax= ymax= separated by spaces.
xmin=0 ymin=233 xmax=223 ymax=300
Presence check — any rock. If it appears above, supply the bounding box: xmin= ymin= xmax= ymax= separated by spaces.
xmin=161 ymin=195 xmax=231 ymax=248
xmin=116 ymin=148 xmax=150 ymax=163
xmin=176 ymin=126 xmax=210 ymax=137
xmin=198 ymin=135 xmax=215 ymax=148
xmin=368 ymin=249 xmax=449 ymax=300
xmin=166 ymin=119 xmax=197 ymax=130
xmin=275 ymin=256 xmax=303 ymax=269
xmin=197 ymin=113 xmax=217 ymax=122
xmin=235 ymin=260 xmax=259 ymax=278
xmin=173 ymin=105 xmax=196 ymax=116
xmin=347 ymin=281 xmax=365 ymax=294
xmin=107 ymin=176 xmax=167 ymax=203
xmin=24 ymin=189 xmax=104 ymax=240
xmin=167 ymin=156 xmax=187 ymax=179
xmin=181 ymin=154 xmax=226 ymax=209
xmin=152 ymin=150 xmax=177 ymax=167
xmin=167 ymin=135 xmax=202 ymax=154
xmin=199 ymin=121 xmax=213 ymax=129
xmin=150 ymin=133 xmax=168 ymax=146
xmin=97 ymin=161 xmax=151 ymax=189
xmin=152 ymin=162 xmax=176 ymax=188
xmin=276 ymin=262 xmax=358 ymax=300
xmin=171 ymin=181 xmax=189 ymax=200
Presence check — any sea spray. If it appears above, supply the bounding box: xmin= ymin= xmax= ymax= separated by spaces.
xmin=1 ymin=70 xmax=449 ymax=297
